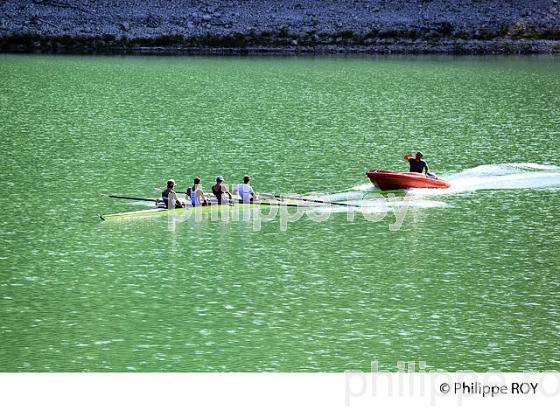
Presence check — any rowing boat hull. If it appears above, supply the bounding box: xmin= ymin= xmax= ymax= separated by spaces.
xmin=366 ymin=170 xmax=450 ymax=190
xmin=100 ymin=201 xmax=302 ymax=221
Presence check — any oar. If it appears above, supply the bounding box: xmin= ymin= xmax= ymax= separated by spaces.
xmin=258 ymin=201 xmax=310 ymax=208
xmin=259 ymin=192 xmax=361 ymax=208
xmin=101 ymin=194 xmax=160 ymax=203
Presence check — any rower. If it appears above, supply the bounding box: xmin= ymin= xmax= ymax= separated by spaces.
xmin=234 ymin=175 xmax=256 ymax=203
xmin=162 ymin=179 xmax=185 ymax=209
xmin=190 ymin=177 xmax=209 ymax=207
xmin=211 ymin=176 xmax=233 ymax=205
xmin=404 ymin=152 xmax=430 ymax=175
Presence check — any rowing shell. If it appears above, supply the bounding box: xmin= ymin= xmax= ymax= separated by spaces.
xmin=99 ymin=200 xmax=306 ymax=221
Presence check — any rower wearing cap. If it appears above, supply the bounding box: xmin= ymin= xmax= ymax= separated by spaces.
xmin=211 ymin=176 xmax=233 ymax=205
xmin=234 ymin=175 xmax=256 ymax=203
xmin=190 ymin=177 xmax=209 ymax=207
xmin=162 ymin=179 xmax=186 ymax=208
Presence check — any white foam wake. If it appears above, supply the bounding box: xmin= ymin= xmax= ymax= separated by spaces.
xmin=444 ymin=163 xmax=560 ymax=193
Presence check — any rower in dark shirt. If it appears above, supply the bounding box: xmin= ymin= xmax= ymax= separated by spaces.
xmin=404 ymin=152 xmax=429 ymax=174
xmin=211 ymin=176 xmax=233 ymax=205
xmin=161 ymin=179 xmax=186 ymax=208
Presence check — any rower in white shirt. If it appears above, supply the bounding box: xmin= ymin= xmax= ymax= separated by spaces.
xmin=234 ymin=175 xmax=256 ymax=203
xmin=189 ymin=177 xmax=209 ymax=207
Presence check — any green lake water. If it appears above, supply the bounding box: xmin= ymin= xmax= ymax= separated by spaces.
xmin=0 ymin=54 xmax=559 ymax=371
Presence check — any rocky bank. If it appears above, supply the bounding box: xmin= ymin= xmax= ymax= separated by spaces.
xmin=1 ymin=0 xmax=559 ymax=54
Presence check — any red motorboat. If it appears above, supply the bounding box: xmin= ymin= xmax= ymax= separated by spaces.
xmin=366 ymin=170 xmax=450 ymax=191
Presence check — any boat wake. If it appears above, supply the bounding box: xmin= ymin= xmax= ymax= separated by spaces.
xmin=443 ymin=163 xmax=560 ymax=193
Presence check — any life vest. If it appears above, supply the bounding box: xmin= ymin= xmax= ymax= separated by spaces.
xmin=408 ymin=158 xmax=428 ymax=173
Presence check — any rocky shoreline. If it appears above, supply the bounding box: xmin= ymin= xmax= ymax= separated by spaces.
xmin=3 ymin=37 xmax=559 ymax=56
xmin=1 ymin=0 xmax=559 ymax=55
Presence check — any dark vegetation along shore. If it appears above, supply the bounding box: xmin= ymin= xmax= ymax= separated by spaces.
xmin=1 ymin=0 xmax=560 ymax=55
